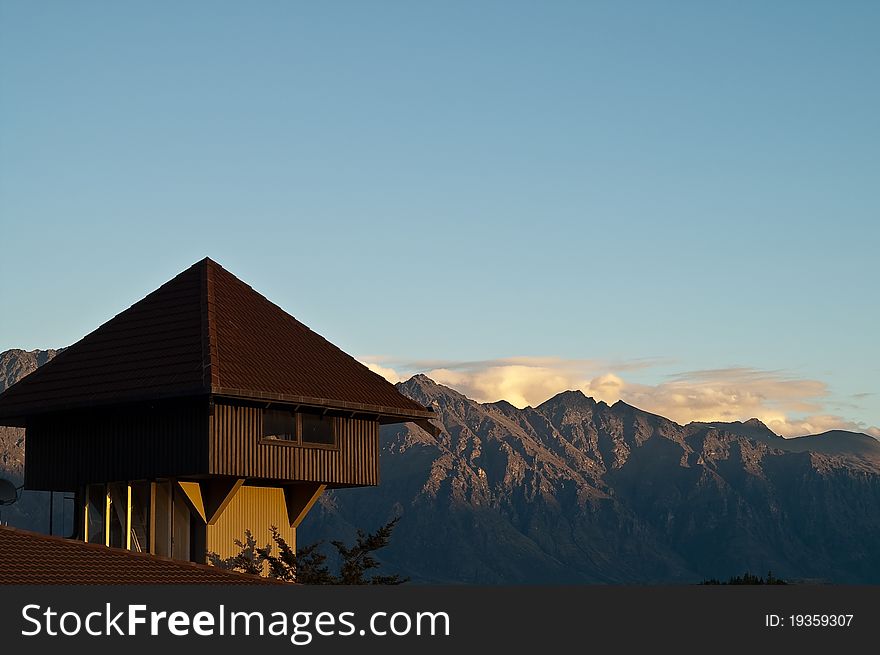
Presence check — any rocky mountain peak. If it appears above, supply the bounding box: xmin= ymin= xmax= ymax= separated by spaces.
xmin=0 ymin=348 xmax=61 ymax=482
xmin=0 ymin=348 xmax=61 ymax=393
xmin=486 ymin=399 xmax=519 ymax=413
xmin=394 ymin=374 xmax=477 ymax=416
xmin=537 ymin=389 xmax=596 ymax=412
xmin=396 ymin=373 xmax=458 ymax=399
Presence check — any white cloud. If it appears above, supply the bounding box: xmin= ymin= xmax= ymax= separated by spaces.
xmin=619 ymin=368 xmax=829 ymax=432
xmin=362 ymin=360 xmax=404 ymax=384
xmin=427 ymin=364 xmax=578 ymax=410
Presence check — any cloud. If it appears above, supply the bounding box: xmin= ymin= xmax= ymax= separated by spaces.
xmin=427 ymin=364 xmax=581 ymax=409
xmin=762 ymin=416 xmax=880 ymax=439
xmin=398 ymin=355 xmax=665 ymax=373
xmin=362 ymin=361 xmax=404 ymax=384
xmin=623 ymin=368 xmax=828 ymax=425
xmin=363 ymin=356 xmax=880 ymax=438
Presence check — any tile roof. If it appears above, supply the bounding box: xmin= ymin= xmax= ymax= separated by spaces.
xmin=0 ymin=258 xmax=432 ymax=424
xmin=0 ymin=525 xmax=280 ymax=585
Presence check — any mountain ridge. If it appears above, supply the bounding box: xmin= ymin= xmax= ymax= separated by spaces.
xmin=300 ymin=373 xmax=880 ymax=583
xmin=0 ymin=349 xmax=61 ymax=480
xmin=2 ymin=349 xmax=880 ymax=583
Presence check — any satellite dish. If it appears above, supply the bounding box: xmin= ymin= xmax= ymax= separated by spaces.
xmin=0 ymin=478 xmax=19 ymax=505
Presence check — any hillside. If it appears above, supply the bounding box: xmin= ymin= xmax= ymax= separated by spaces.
xmin=300 ymin=375 xmax=880 ymax=583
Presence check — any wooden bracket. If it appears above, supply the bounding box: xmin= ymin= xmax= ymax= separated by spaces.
xmin=176 ymin=481 xmax=207 ymax=523
xmin=283 ymin=483 xmax=326 ymax=528
xmin=203 ymin=478 xmax=245 ymax=525
xmin=413 ymin=418 xmax=441 ymax=437
xmin=177 ymin=478 xmax=245 ymax=525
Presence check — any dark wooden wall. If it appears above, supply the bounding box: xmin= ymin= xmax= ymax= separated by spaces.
xmin=24 ymin=400 xmax=209 ymax=490
xmin=24 ymin=398 xmax=381 ymax=490
xmin=209 ymin=401 xmax=380 ymax=487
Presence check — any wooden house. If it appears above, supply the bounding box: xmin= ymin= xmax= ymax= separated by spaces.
xmin=0 ymin=258 xmax=435 ymax=563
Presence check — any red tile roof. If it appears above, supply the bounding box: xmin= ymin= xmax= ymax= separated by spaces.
xmin=0 ymin=525 xmax=280 ymax=585
xmin=0 ymin=258 xmax=432 ymax=424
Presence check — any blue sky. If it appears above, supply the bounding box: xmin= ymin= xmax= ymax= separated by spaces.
xmin=1 ymin=1 xmax=877 ymax=435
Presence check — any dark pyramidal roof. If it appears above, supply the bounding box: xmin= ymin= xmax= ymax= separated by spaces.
xmin=0 ymin=258 xmax=432 ymax=423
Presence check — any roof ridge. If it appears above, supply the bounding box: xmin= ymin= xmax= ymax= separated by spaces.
xmin=202 ymin=259 xmax=220 ymax=389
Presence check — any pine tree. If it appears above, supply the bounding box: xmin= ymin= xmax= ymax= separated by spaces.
xmin=209 ymin=518 xmax=408 ymax=584
xmin=207 ymin=530 xmax=264 ymax=575
xmin=331 ymin=517 xmax=406 ymax=585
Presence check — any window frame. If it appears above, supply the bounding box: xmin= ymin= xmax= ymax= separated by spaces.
xmin=260 ymin=407 xmax=298 ymax=443
xmin=259 ymin=408 xmax=339 ymax=450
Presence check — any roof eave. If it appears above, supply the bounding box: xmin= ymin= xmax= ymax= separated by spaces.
xmin=210 ymin=386 xmax=436 ymax=422
xmin=0 ymin=385 xmax=212 ymax=425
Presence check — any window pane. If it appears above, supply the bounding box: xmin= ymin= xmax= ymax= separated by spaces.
xmin=301 ymin=413 xmax=334 ymax=445
xmin=130 ymin=482 xmax=151 ymax=553
xmin=263 ymin=409 xmax=296 ymax=440
xmin=108 ymin=483 xmax=127 ymax=548
xmin=154 ymin=480 xmax=172 ymax=557
xmin=172 ymin=487 xmax=191 ymax=560
xmin=86 ymin=484 xmax=105 ymax=544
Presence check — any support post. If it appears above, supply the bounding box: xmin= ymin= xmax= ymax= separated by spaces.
xmin=125 ymin=483 xmax=132 ymax=550
xmin=104 ymin=486 xmax=111 ymax=547
xmin=83 ymin=488 xmax=89 ymax=543
xmin=149 ymin=482 xmax=157 ymax=555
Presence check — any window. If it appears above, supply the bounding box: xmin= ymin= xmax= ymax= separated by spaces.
xmin=85 ymin=484 xmax=105 ymax=544
xmin=261 ymin=408 xmax=336 ymax=447
xmin=153 ymin=480 xmax=172 ymax=558
xmin=262 ymin=409 xmax=296 ymax=441
xmin=301 ymin=413 xmax=335 ymax=446
xmin=107 ymin=483 xmax=127 ymax=548
xmin=172 ymin=486 xmax=191 ymax=561
xmin=129 ymin=482 xmax=151 ymax=553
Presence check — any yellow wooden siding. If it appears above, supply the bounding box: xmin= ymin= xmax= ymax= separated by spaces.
xmin=205 ymin=485 xmax=295 ymax=560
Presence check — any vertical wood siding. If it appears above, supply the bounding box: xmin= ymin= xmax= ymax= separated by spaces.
xmin=23 ymin=399 xmax=380 ymax=490
xmin=204 ymin=485 xmax=295 ymax=560
xmin=25 ymin=401 xmax=209 ymax=490
xmin=209 ymin=402 xmax=379 ymax=486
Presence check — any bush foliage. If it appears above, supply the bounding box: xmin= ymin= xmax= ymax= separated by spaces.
xmin=208 ymin=518 xmax=407 ymax=585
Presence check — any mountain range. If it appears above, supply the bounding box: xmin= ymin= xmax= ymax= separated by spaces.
xmin=0 ymin=349 xmax=59 ymax=482
xmin=3 ymin=349 xmax=880 ymax=583
xmin=0 ymin=349 xmax=61 ymax=532
xmin=299 ymin=374 xmax=880 ymax=583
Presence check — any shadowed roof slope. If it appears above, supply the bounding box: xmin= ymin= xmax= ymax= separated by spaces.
xmin=0 ymin=258 xmax=432 ymax=423
xmin=0 ymin=526 xmax=280 ymax=585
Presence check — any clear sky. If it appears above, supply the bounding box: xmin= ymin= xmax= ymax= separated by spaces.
xmin=1 ymin=1 xmax=877 ymax=435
